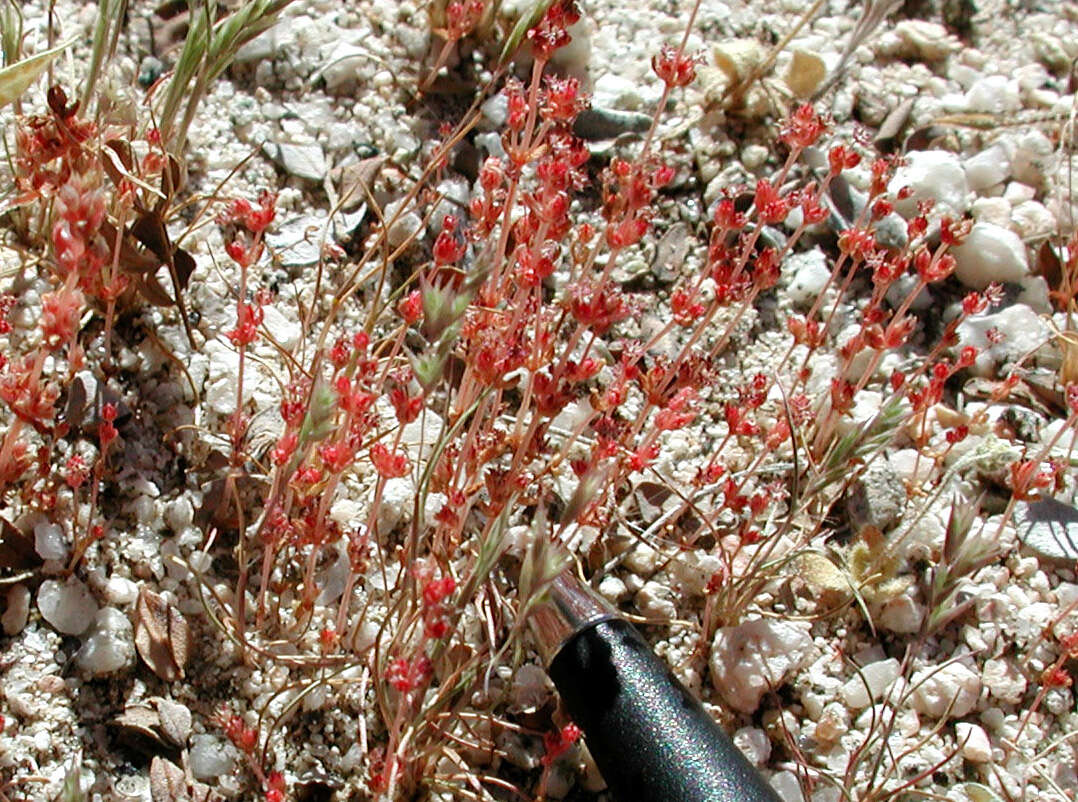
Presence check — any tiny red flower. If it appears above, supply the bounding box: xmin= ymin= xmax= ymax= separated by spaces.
xmin=99 ymin=403 xmax=119 ymax=449
xmin=945 ymin=425 xmax=969 ymax=444
xmin=779 ymin=104 xmax=827 ymax=150
xmin=1041 ymin=665 xmax=1072 ymax=689
xmin=446 ymin=0 xmax=485 ymax=40
xmin=370 ymin=443 xmax=409 ymax=479
xmin=652 ymin=46 xmax=698 ymax=88
xmin=541 ymin=723 xmax=582 ymax=766
xmin=753 ymin=179 xmax=789 ymax=224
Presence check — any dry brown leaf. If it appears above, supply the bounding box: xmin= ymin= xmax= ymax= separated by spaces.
xmin=1050 ymin=322 xmax=1078 ymax=389
xmin=0 ymin=517 xmax=40 ymax=573
xmin=102 ymin=139 xmax=136 ymax=188
xmin=874 ymin=97 xmax=915 ymax=154
xmin=149 ymin=756 xmax=216 ymax=802
xmin=634 ymin=481 xmax=673 ymax=524
xmin=194 ymin=473 xmax=265 ymax=532
xmin=114 ymin=704 xmax=162 ymax=739
xmin=113 ymin=704 xmax=174 ymax=757
xmin=135 ymin=588 xmax=191 ymax=681
xmin=334 ymin=154 xmax=386 ymax=212
xmin=155 ymin=697 xmax=193 ymax=748
xmin=150 ymin=756 xmax=187 ymax=802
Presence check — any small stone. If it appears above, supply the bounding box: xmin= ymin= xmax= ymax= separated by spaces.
xmin=634 ymin=581 xmax=677 ymax=620
xmin=671 ymin=552 xmax=723 ymax=596
xmin=965 ymin=75 xmax=1021 ymax=114
xmin=892 ymin=20 xmax=958 ymax=62
xmin=955 ymin=722 xmax=992 ymax=762
xmin=840 ymin=658 xmax=902 ymax=708
xmin=890 ymin=150 xmax=970 ymax=217
xmin=189 ymin=734 xmax=236 ymax=780
xmin=784 ymin=248 xmax=832 ymax=306
xmin=34 ymin=521 xmax=67 ymax=561
xmin=384 ymin=200 xmax=423 ymax=249
xmin=963 ymin=143 xmax=1012 ymax=192
xmin=76 ymin=608 xmax=136 ymax=677
xmin=378 ymin=477 xmax=415 ymax=533
xmin=624 ymin=542 xmax=660 ymax=575
xmin=591 ymin=73 xmax=651 ymax=111
xmin=1002 ymin=182 xmax=1036 ymax=205
xmin=38 ymin=577 xmax=98 ymax=636
xmin=598 ymin=574 xmax=629 ymax=602
xmin=264 ymin=142 xmax=328 ymax=182
xmin=814 ymin=702 xmax=849 ymax=745
xmin=264 ymin=216 xmax=325 ymax=267
xmin=889 ymin=449 xmax=936 ymax=487
xmin=163 ymin=497 xmax=194 ymax=534
xmin=733 ymin=727 xmax=771 ymax=766
xmin=104 ymin=576 xmax=139 ymax=606
xmin=885 ymin=272 xmax=932 ymax=311
xmin=262 ymin=304 xmax=303 ymax=350
xmin=878 ymin=594 xmax=924 ymax=634
xmin=319 ymin=41 xmax=368 ymax=92
xmin=957 ymin=304 xmax=1049 ymax=375
xmin=1012 ymin=130 xmax=1055 ymax=188
xmin=1013 ymin=498 xmax=1078 ymax=563
xmin=769 ymin=771 xmax=804 ymax=802
xmin=970 ymin=197 xmax=1012 ymax=228
xmin=2 ymin=584 xmax=30 ymax=635
xmin=1010 ymin=201 xmax=1056 ymax=240
xmin=952 ymin=222 xmax=1029 ymax=288
xmin=710 ymin=620 xmax=813 ymax=713
xmin=741 ymin=144 xmax=769 ymax=170
xmin=845 ymin=460 xmax=906 ymax=532
xmin=909 ymin=662 xmax=981 ymax=719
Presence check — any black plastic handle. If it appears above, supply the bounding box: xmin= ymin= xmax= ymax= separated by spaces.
xmin=547 ymin=618 xmax=782 ymax=802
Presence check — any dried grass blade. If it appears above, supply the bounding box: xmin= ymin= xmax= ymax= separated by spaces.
xmin=0 ymin=38 xmax=74 ymax=109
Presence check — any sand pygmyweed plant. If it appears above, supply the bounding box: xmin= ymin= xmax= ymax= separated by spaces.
xmin=3 ymin=0 xmax=1078 ymax=799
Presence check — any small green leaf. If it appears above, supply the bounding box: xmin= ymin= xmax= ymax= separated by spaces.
xmin=0 ymin=38 xmax=74 ymax=109
xmin=498 ymin=0 xmax=555 ymax=66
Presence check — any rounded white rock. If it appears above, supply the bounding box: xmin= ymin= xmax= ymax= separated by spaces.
xmin=189 ymin=734 xmax=236 ymax=780
xmin=965 ymin=75 xmax=1021 ymax=114
xmin=952 ymin=222 xmax=1029 ymax=288
xmin=34 ymin=522 xmax=68 ymax=562
xmin=970 ymin=197 xmax=1012 ymax=228
xmin=840 ymin=658 xmax=902 ymax=709
xmin=909 ymin=662 xmax=981 ymax=719
xmin=76 ymin=608 xmax=135 ymax=677
xmin=891 ymin=20 xmax=959 ymax=62
xmin=1010 ymin=200 xmax=1056 ymax=240
xmin=890 ymin=150 xmax=970 ymax=217
xmin=956 ymin=722 xmax=992 ymax=762
xmin=37 ymin=577 xmax=98 ymax=636
xmin=963 ymin=142 xmax=1012 ymax=192
xmin=709 ymin=620 xmax=813 ymax=713
xmin=784 ymin=249 xmax=832 ymax=306
xmin=733 ymin=726 xmax=771 ymax=766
